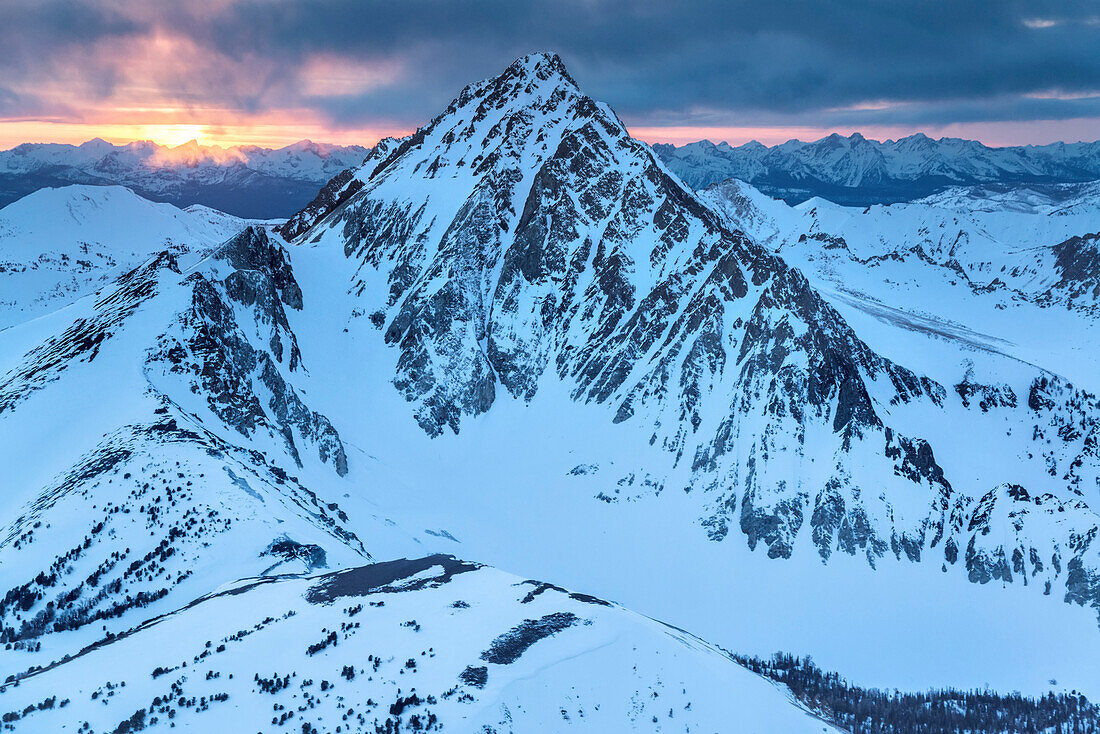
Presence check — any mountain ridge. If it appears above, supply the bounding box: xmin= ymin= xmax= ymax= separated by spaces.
xmin=0 ymin=184 xmax=270 ymax=330
xmin=654 ymin=133 xmax=1100 ymax=205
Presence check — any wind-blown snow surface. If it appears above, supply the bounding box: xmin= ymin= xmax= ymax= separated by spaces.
xmin=0 ymin=556 xmax=839 ymax=733
xmin=0 ymin=139 xmax=370 ymax=218
xmin=3 ymin=52 xmax=1100 ymax=731
xmin=654 ymin=134 xmax=1100 ymax=205
xmin=0 ymin=185 xmax=272 ymax=329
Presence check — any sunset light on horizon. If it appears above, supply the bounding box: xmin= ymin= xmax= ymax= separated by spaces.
xmin=0 ymin=119 xmax=412 ymax=151
xmin=5 ymin=117 xmax=1100 ymax=153
xmin=2 ymin=2 xmax=1097 ymax=153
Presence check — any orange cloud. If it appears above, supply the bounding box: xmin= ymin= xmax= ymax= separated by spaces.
xmin=1 ymin=25 xmax=1095 ymax=155
xmin=301 ymin=55 xmax=404 ymax=98
xmin=0 ymin=25 xmax=410 ymax=150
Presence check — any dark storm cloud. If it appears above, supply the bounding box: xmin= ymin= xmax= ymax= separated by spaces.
xmin=2 ymin=0 xmax=1099 ymax=131
xmin=0 ymin=1 xmax=148 ymax=70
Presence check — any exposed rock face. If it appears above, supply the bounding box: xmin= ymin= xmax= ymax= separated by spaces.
xmin=278 ymin=137 xmax=405 ymax=243
xmin=280 ymin=51 xmax=1100 ymax=622
xmin=148 ymin=227 xmax=347 ymax=475
xmin=216 ymin=226 xmax=304 ymax=310
xmin=295 ymin=54 xmax=935 ymax=435
xmin=1050 ymin=232 xmax=1100 ymax=307
xmin=278 ymin=168 xmax=363 ymax=242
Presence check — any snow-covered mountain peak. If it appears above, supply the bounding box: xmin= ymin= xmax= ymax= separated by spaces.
xmin=399 ymin=51 xmax=587 ymax=152
xmin=284 ymin=51 xmax=639 ymax=244
xmin=431 ymin=51 xmax=581 ymax=131
xmin=1 ymin=184 xmax=207 ymax=229
xmin=278 ymin=138 xmax=347 ymax=157
xmin=504 ymin=51 xmax=576 ymax=83
xmin=272 ymin=52 xmax=1100 ymax=651
xmin=287 ymin=53 xmax=953 ymax=559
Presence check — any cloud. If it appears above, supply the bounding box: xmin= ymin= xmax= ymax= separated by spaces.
xmin=0 ymin=0 xmax=1098 ymax=142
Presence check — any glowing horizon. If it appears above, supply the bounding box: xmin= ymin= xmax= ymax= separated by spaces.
xmin=0 ymin=119 xmax=411 ymax=151
xmin=3 ymin=116 xmax=1100 ymax=154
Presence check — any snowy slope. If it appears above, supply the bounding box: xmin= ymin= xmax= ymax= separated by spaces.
xmin=0 ymin=555 xmax=839 ymax=733
xmin=0 ymin=226 xmax=422 ymax=674
xmin=0 ymin=223 xmax=844 ymax=731
xmin=0 ymin=139 xmax=370 ymax=218
xmin=0 ymin=185 xmax=270 ymax=329
xmin=655 ymin=134 xmax=1100 ymax=205
xmin=700 ymin=179 xmax=1100 ymax=385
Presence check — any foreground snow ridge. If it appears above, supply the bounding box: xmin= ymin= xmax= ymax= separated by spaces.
xmin=1 ymin=554 xmax=840 ymax=733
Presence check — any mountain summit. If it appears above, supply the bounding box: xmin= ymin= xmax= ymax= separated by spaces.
xmin=281 ymin=50 xmax=1100 ymax=629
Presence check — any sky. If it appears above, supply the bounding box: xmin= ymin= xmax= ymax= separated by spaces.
xmin=1 ymin=0 xmax=1099 ymax=150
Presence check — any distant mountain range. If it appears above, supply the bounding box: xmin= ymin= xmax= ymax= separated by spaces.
xmin=5 ymin=133 xmax=1098 ymax=222
xmin=653 ymin=133 xmax=1100 ymax=205
xmin=0 ymin=138 xmax=369 ymax=218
